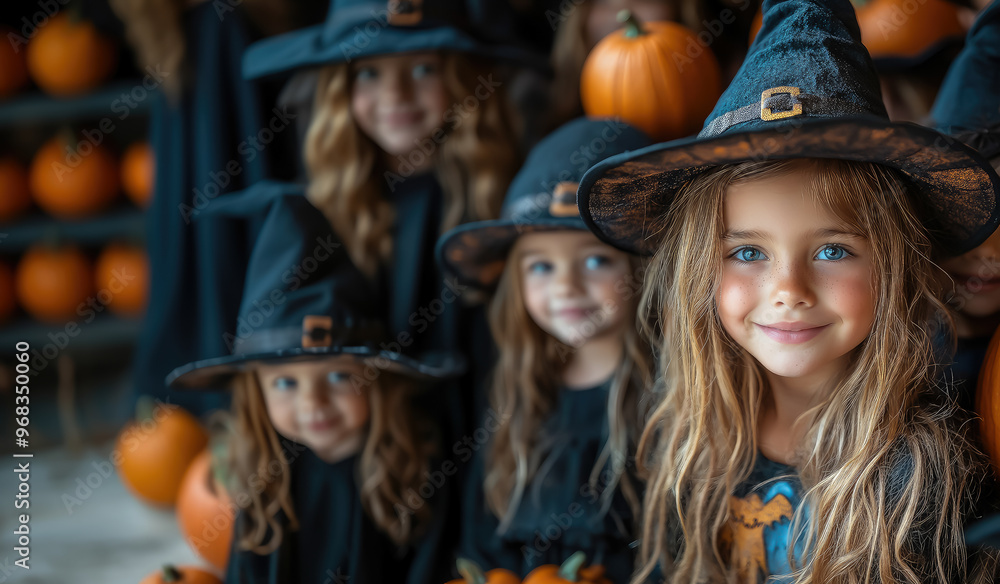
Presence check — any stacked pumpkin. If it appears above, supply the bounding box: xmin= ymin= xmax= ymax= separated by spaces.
xmin=115 ymin=399 xmax=235 ymax=575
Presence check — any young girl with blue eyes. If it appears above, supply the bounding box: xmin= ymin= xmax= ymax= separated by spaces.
xmin=437 ymin=118 xmax=655 ymax=582
xmin=168 ymin=193 xmax=462 ymax=584
xmin=577 ymin=0 xmax=1000 ymax=581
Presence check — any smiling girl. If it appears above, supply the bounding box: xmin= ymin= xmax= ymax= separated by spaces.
xmin=168 ymin=193 xmax=463 ymax=584
xmin=437 ymin=118 xmax=654 ymax=581
xmin=577 ymin=0 xmax=1000 ymax=581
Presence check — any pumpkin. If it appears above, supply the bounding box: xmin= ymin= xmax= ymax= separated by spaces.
xmin=114 ymin=398 xmax=209 ymax=507
xmin=26 ymin=13 xmax=116 ymax=96
xmin=0 ymin=26 xmax=28 ymax=98
xmin=15 ymin=245 xmax=93 ymax=323
xmin=94 ymin=244 xmax=149 ymax=317
xmin=122 ymin=142 xmax=154 ymax=208
xmin=748 ymin=8 xmax=763 ymax=46
xmin=177 ymin=449 xmax=234 ymax=572
xmin=30 ymin=134 xmax=119 ymax=219
xmin=0 ymin=158 xmax=32 ymax=222
xmin=0 ymin=260 xmax=16 ymax=323
xmin=853 ymin=0 xmax=964 ymax=60
xmin=446 ymin=558 xmax=521 ymax=584
xmin=522 ymin=552 xmax=611 ymax=584
xmin=139 ymin=564 xmax=222 ymax=584
xmin=977 ymin=326 xmax=1000 ymax=474
xmin=580 ymin=10 xmax=722 ymax=141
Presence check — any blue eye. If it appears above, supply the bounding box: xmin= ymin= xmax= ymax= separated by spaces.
xmin=327 ymin=371 xmax=352 ymax=385
xmin=271 ymin=377 xmax=298 ymax=391
xmin=354 ymin=66 xmax=377 ymax=82
xmin=412 ymin=63 xmax=436 ymax=79
xmin=733 ymin=247 xmax=766 ymax=262
xmin=527 ymin=261 xmax=552 ymax=275
xmin=816 ymin=245 xmax=849 ymax=261
xmin=584 ymin=255 xmax=611 ymax=270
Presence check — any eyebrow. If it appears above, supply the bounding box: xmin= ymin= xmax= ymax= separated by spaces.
xmin=722 ymin=228 xmax=863 ymax=240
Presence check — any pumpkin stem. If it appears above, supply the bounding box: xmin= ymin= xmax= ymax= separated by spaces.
xmin=161 ymin=565 xmax=182 ymax=582
xmin=135 ymin=395 xmax=158 ymax=426
xmin=456 ymin=557 xmax=487 ymax=584
xmin=617 ymin=10 xmax=644 ymax=38
xmin=558 ymin=552 xmax=587 ymax=581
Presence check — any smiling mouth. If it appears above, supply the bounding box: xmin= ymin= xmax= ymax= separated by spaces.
xmin=755 ymin=323 xmax=829 ymax=344
xmin=951 ymin=273 xmax=1000 ymax=290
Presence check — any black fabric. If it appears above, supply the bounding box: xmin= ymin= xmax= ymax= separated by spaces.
xmin=949 ymin=334 xmax=993 ymax=414
xmin=132 ymin=2 xmax=272 ymax=414
xmin=224 ymin=449 xmax=410 ymax=584
xmin=456 ymin=380 xmax=639 ymax=582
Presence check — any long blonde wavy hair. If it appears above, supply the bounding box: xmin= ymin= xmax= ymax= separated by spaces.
xmin=483 ymin=240 xmax=654 ymax=530
xmin=304 ymin=53 xmax=520 ymax=277
xmin=634 ymin=158 xmax=997 ymax=583
xmin=228 ymin=365 xmax=435 ymax=552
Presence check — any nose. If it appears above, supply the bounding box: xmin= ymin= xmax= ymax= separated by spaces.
xmin=770 ymin=259 xmax=816 ymax=309
xmin=382 ymin=68 xmax=413 ymax=103
xmin=969 ymin=228 xmax=1000 ymax=272
xmin=551 ymin=264 xmax=585 ymax=298
xmin=296 ymin=377 xmax=329 ymax=411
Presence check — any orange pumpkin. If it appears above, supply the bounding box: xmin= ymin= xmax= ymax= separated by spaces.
xmin=0 ymin=26 xmax=28 ymax=98
xmin=30 ymin=134 xmax=119 ymax=219
xmin=122 ymin=142 xmax=154 ymax=208
xmin=177 ymin=450 xmax=234 ymax=572
xmin=854 ymin=0 xmax=964 ymax=60
xmin=446 ymin=558 xmax=521 ymax=584
xmin=522 ymin=553 xmax=611 ymax=584
xmin=0 ymin=158 xmax=32 ymax=222
xmin=140 ymin=565 xmax=222 ymax=584
xmin=15 ymin=245 xmax=93 ymax=323
xmin=0 ymin=260 xmax=17 ymax=323
xmin=26 ymin=13 xmax=116 ymax=96
xmin=749 ymin=8 xmax=763 ymax=46
xmin=114 ymin=399 xmax=209 ymax=507
xmin=977 ymin=326 xmax=1000 ymax=474
xmin=94 ymin=244 xmax=149 ymax=317
xmin=581 ymin=10 xmax=721 ymax=141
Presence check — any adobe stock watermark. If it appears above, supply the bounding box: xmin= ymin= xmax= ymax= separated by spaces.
xmin=5 ymin=0 xmax=71 ymax=53
xmin=24 ymin=264 xmax=140 ymax=376
xmin=384 ymin=74 xmax=504 ymax=192
xmin=223 ymin=234 xmax=342 ymax=352
xmin=178 ymin=106 xmax=297 ymax=224
xmin=49 ymin=65 xmax=170 ymax=183
xmin=671 ymin=0 xmax=756 ymax=73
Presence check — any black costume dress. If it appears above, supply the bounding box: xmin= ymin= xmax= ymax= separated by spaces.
xmin=457 ymin=380 xmax=639 ymax=582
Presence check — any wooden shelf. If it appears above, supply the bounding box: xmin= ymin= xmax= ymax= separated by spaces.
xmin=0 ymin=81 xmax=152 ymax=128
xmin=0 ymin=206 xmax=146 ymax=252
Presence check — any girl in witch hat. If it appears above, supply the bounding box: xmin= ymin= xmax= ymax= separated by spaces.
xmin=167 ymin=191 xmax=464 ymax=584
xmin=237 ymin=0 xmax=543 ymax=477
xmin=576 ymin=0 xmax=1000 ymax=581
xmin=436 ymin=118 xmax=655 ymax=582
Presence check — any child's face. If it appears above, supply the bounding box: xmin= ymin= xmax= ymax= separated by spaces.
xmin=939 ymin=227 xmax=1000 ymax=324
xmin=716 ymin=171 xmax=876 ymax=386
xmin=516 ymin=230 xmax=633 ymax=347
xmin=257 ymin=356 xmax=370 ymax=464
xmin=350 ymin=51 xmax=450 ymax=159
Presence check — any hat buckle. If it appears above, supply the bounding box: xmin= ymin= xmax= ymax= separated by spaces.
xmin=761 ymin=86 xmax=803 ymax=121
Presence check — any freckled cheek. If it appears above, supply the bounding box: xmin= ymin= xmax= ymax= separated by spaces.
xmin=265 ymin=401 xmax=300 ymax=439
xmin=522 ymin=280 xmax=550 ymax=324
xmin=822 ymin=270 xmax=876 ymax=325
xmin=716 ymin=272 xmax=757 ymax=329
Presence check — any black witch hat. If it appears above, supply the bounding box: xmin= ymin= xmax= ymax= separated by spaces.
xmin=577 ymin=0 xmax=1000 ymax=258
xmin=166 ymin=182 xmax=463 ymax=388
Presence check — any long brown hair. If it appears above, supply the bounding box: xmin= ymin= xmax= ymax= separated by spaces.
xmin=304 ymin=53 xmax=520 ymax=276
xmin=483 ymin=239 xmax=654 ymax=530
xmin=635 ymin=158 xmax=997 ymax=583
xmin=229 ymin=365 xmax=435 ymax=552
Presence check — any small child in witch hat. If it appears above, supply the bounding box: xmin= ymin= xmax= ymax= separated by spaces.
xmin=930 ymin=0 xmax=1000 ymax=411
xmin=577 ymin=0 xmax=1000 ymax=581
xmin=167 ymin=191 xmax=464 ymax=584
xmin=436 ymin=118 xmax=654 ymax=582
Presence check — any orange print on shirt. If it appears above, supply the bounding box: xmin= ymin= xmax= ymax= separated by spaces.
xmin=719 ymin=492 xmax=794 ymax=582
